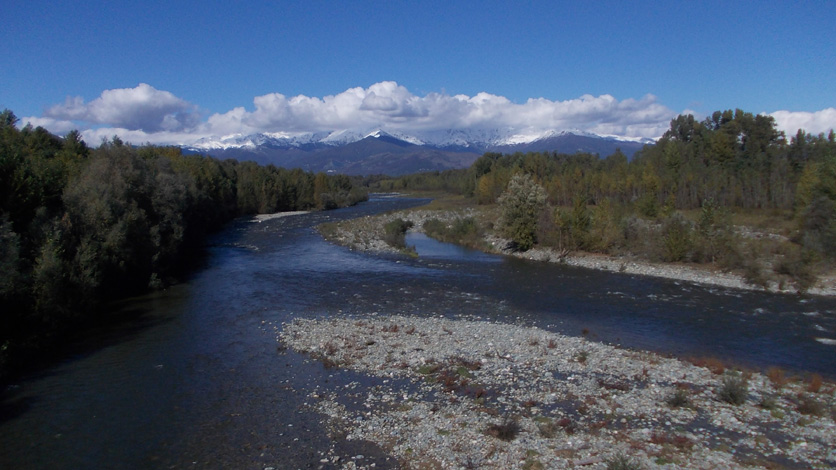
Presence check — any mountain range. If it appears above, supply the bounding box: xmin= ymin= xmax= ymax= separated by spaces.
xmin=184 ymin=128 xmax=654 ymax=175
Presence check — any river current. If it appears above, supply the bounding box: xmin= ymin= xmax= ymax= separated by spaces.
xmin=2 ymin=195 xmax=835 ymax=468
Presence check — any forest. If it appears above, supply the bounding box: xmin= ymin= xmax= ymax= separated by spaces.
xmin=375 ymin=109 xmax=836 ymax=292
xmin=0 ymin=110 xmax=367 ymax=378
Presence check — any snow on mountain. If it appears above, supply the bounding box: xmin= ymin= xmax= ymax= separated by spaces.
xmin=186 ymin=127 xmax=655 ymax=153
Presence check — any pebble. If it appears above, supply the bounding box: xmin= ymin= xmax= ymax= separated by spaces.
xmin=281 ymin=315 xmax=836 ymax=469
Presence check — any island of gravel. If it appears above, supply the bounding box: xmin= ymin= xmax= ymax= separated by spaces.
xmin=317 ymin=206 xmax=836 ymax=296
xmin=280 ymin=315 xmax=835 ymax=469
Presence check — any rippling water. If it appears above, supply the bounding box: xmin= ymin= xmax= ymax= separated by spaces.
xmin=2 ymin=195 xmax=835 ymax=468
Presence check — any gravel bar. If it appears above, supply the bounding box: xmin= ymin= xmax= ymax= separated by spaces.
xmin=280 ymin=315 xmax=836 ymax=469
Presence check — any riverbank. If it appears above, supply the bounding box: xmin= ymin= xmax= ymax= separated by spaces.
xmin=280 ymin=315 xmax=836 ymax=469
xmin=253 ymin=210 xmax=310 ymax=222
xmin=318 ymin=207 xmax=836 ymax=296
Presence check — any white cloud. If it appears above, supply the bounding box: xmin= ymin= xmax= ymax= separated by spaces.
xmin=770 ymin=108 xmax=836 ymax=136
xmin=44 ymin=83 xmax=201 ymax=133
xmin=18 ymin=116 xmax=78 ymax=135
xmin=151 ymin=81 xmax=682 ymax=142
xmin=30 ymin=81 xmax=834 ymax=146
xmin=76 ymin=127 xmax=203 ymax=146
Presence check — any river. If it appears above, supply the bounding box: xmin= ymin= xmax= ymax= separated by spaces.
xmin=2 ymin=195 xmax=834 ymax=469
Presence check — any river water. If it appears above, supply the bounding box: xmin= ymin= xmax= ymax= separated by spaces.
xmin=2 ymin=195 xmax=835 ymax=469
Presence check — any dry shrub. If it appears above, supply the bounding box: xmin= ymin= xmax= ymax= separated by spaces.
xmin=381 ymin=323 xmax=400 ymax=333
xmin=665 ymin=388 xmax=692 ymax=408
xmin=766 ymin=366 xmax=789 ymax=388
xmin=450 ymin=356 xmax=482 ymax=371
xmin=323 ymin=341 xmax=339 ymax=355
xmin=689 ymin=356 xmax=726 ymax=375
xmin=537 ymin=418 xmax=560 ymax=438
xmin=598 ymin=378 xmax=632 ymax=392
xmin=485 ymin=417 xmax=520 ymax=441
xmin=650 ymin=432 xmax=694 ymax=450
xmin=605 ymin=454 xmax=643 ymax=470
xmin=807 ymin=373 xmax=823 ymax=393
xmin=717 ymin=373 xmax=748 ymax=405
xmin=797 ymin=396 xmax=825 ymax=417
xmin=556 ymin=417 xmax=576 ymax=435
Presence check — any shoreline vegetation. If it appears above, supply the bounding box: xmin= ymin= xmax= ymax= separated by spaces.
xmin=317 ymin=204 xmax=836 ymax=297
xmin=354 ymin=111 xmax=836 ymax=297
xmin=0 ymin=110 xmax=368 ymax=380
xmin=280 ymin=315 xmax=836 ymax=469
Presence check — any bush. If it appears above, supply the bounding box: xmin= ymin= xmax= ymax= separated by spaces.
xmin=797 ymin=397 xmax=825 ymax=416
xmin=586 ymin=199 xmax=622 ymax=253
xmin=660 ymin=212 xmax=693 ymax=262
xmin=383 ymin=218 xmax=414 ymax=249
xmin=717 ymin=373 xmax=748 ymax=405
xmin=606 ymin=454 xmax=643 ymax=470
xmin=498 ymin=174 xmax=547 ymax=251
xmin=799 ymin=196 xmax=836 ymax=259
xmin=485 ymin=417 xmax=521 ymax=441
xmin=665 ymin=388 xmax=692 ymax=408
xmin=774 ymin=245 xmax=818 ymax=293
xmin=692 ymin=199 xmax=736 ymax=263
xmin=424 ymin=217 xmax=483 ymax=247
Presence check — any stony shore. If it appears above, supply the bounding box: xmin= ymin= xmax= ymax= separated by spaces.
xmin=280 ymin=315 xmax=836 ymax=469
xmin=319 ymin=208 xmax=836 ymax=297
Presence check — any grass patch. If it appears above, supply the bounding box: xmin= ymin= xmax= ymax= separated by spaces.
xmin=485 ymin=417 xmax=521 ymax=442
xmin=606 ymin=453 xmax=643 ymax=470
xmin=665 ymin=388 xmax=692 ymax=409
xmin=796 ymin=397 xmax=826 ymax=417
xmin=717 ymin=372 xmax=748 ymax=405
xmin=766 ymin=366 xmax=790 ymax=388
xmin=535 ymin=417 xmax=560 ymax=438
xmin=688 ymin=356 xmax=727 ymax=375
xmin=807 ymin=373 xmax=823 ymax=393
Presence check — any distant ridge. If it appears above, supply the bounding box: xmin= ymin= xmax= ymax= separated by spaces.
xmin=184 ymin=128 xmax=653 ymax=175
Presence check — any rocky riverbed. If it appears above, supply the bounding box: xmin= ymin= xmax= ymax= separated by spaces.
xmin=280 ymin=315 xmax=836 ymax=469
xmin=318 ymin=208 xmax=836 ymax=297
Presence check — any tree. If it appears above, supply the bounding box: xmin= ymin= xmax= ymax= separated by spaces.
xmin=498 ymin=173 xmax=547 ymax=251
xmin=1 ymin=109 xmax=19 ymax=128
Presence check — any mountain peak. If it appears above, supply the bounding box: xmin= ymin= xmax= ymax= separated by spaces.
xmin=183 ymin=127 xmax=654 ymax=175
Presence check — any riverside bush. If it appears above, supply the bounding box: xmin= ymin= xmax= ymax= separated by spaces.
xmin=485 ymin=417 xmax=521 ymax=441
xmin=774 ymin=245 xmax=818 ymax=293
xmin=660 ymin=212 xmax=693 ymax=262
xmin=383 ymin=218 xmax=414 ymax=249
xmin=718 ymin=373 xmax=748 ymax=405
xmin=606 ymin=454 xmax=643 ymax=470
xmin=498 ymin=174 xmax=547 ymax=251
xmin=424 ymin=217 xmax=483 ymax=247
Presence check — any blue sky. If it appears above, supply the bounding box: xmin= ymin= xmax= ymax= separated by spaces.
xmin=2 ymin=0 xmax=834 ymax=144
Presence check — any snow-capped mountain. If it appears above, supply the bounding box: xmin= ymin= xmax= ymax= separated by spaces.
xmin=183 ymin=128 xmax=654 ymax=175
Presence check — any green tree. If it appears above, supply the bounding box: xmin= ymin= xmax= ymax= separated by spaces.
xmin=498 ymin=173 xmax=547 ymax=251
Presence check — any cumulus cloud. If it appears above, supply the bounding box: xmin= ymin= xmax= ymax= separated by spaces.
xmin=31 ymin=81 xmax=833 ymax=146
xmin=202 ymin=82 xmax=676 ymax=140
xmin=770 ymin=108 xmax=836 ymax=136
xmin=44 ymin=83 xmax=201 ymax=133
xmin=17 ymin=116 xmax=78 ymax=135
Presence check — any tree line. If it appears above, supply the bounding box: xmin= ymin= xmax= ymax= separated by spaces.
xmin=375 ymin=109 xmax=836 ymax=290
xmin=0 ymin=110 xmax=367 ymax=377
